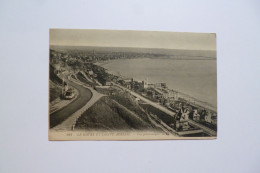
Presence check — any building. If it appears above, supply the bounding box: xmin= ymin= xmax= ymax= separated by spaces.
xmin=193 ymin=109 xmax=200 ymax=121
xmin=205 ymin=111 xmax=212 ymax=123
xmin=123 ymin=79 xmax=132 ymax=83
xmin=211 ymin=116 xmax=217 ymax=126
xmin=142 ymin=80 xmax=148 ymax=89
xmin=154 ymin=83 xmax=161 ymax=88
xmin=125 ymin=82 xmax=131 ymax=89
xmin=161 ymin=83 xmax=167 ymax=88
xmin=88 ymin=70 xmax=94 ymax=76
xmin=105 ymin=81 xmax=113 ymax=86
xmin=53 ymin=63 xmax=61 ymax=74
xmin=154 ymin=82 xmax=167 ymax=88
xmin=118 ymin=79 xmax=132 ymax=89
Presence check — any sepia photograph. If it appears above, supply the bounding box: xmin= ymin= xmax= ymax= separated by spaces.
xmin=49 ymin=29 xmax=217 ymax=140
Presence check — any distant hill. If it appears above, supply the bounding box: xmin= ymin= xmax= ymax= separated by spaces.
xmin=50 ymin=45 xmax=216 ymax=59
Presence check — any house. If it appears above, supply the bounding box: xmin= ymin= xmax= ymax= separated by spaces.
xmin=142 ymin=80 xmax=148 ymax=89
xmin=205 ymin=111 xmax=212 ymax=123
xmin=147 ymin=90 xmax=155 ymax=97
xmin=125 ymin=82 xmax=131 ymax=89
xmin=211 ymin=116 xmax=217 ymax=126
xmin=154 ymin=83 xmax=161 ymax=88
xmin=105 ymin=81 xmax=113 ymax=86
xmin=53 ymin=63 xmax=61 ymax=74
xmin=154 ymin=83 xmax=167 ymax=88
xmin=123 ymin=79 xmax=132 ymax=83
xmin=119 ymin=79 xmax=133 ymax=89
xmin=148 ymin=83 xmax=154 ymax=88
xmin=193 ymin=109 xmax=200 ymax=121
xmin=177 ymin=107 xmax=190 ymax=131
xmin=180 ymin=107 xmax=190 ymax=121
xmin=161 ymin=83 xmax=167 ymax=88
xmin=88 ymin=70 xmax=94 ymax=76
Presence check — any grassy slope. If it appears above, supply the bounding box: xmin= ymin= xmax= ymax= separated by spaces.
xmin=140 ymin=103 xmax=175 ymax=126
xmin=49 ymin=65 xmax=62 ymax=102
xmin=49 ymin=80 xmax=61 ymax=102
xmin=110 ymin=92 xmax=151 ymax=123
xmin=75 ymin=97 xmax=153 ymax=131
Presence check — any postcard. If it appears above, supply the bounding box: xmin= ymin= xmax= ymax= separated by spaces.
xmin=49 ymin=29 xmax=217 ymax=140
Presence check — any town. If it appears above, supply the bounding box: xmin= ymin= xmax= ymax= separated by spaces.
xmin=49 ymin=47 xmax=217 ymax=137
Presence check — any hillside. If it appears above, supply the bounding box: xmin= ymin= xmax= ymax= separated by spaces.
xmin=49 ymin=64 xmax=63 ymax=102
xmin=75 ymin=97 xmax=155 ymax=131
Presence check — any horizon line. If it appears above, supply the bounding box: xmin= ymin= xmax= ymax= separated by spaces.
xmin=49 ymin=44 xmax=216 ymax=52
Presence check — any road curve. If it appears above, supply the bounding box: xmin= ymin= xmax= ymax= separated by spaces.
xmin=49 ymin=78 xmax=92 ymax=128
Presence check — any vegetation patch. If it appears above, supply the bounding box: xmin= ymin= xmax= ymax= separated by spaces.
xmin=75 ymin=97 xmax=153 ymax=131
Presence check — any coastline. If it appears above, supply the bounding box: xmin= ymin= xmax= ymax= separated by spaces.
xmin=94 ymin=59 xmax=217 ymax=112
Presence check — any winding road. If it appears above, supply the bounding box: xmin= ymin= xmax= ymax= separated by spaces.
xmin=49 ymin=77 xmax=92 ymax=128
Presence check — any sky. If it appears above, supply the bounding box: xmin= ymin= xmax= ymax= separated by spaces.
xmin=50 ymin=29 xmax=216 ymax=51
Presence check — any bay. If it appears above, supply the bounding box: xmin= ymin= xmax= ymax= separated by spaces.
xmin=98 ymin=58 xmax=217 ymax=108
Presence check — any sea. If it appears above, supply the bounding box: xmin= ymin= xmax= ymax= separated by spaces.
xmin=97 ymin=58 xmax=217 ymax=108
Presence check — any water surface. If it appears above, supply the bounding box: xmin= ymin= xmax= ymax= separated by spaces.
xmin=99 ymin=58 xmax=217 ymax=108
